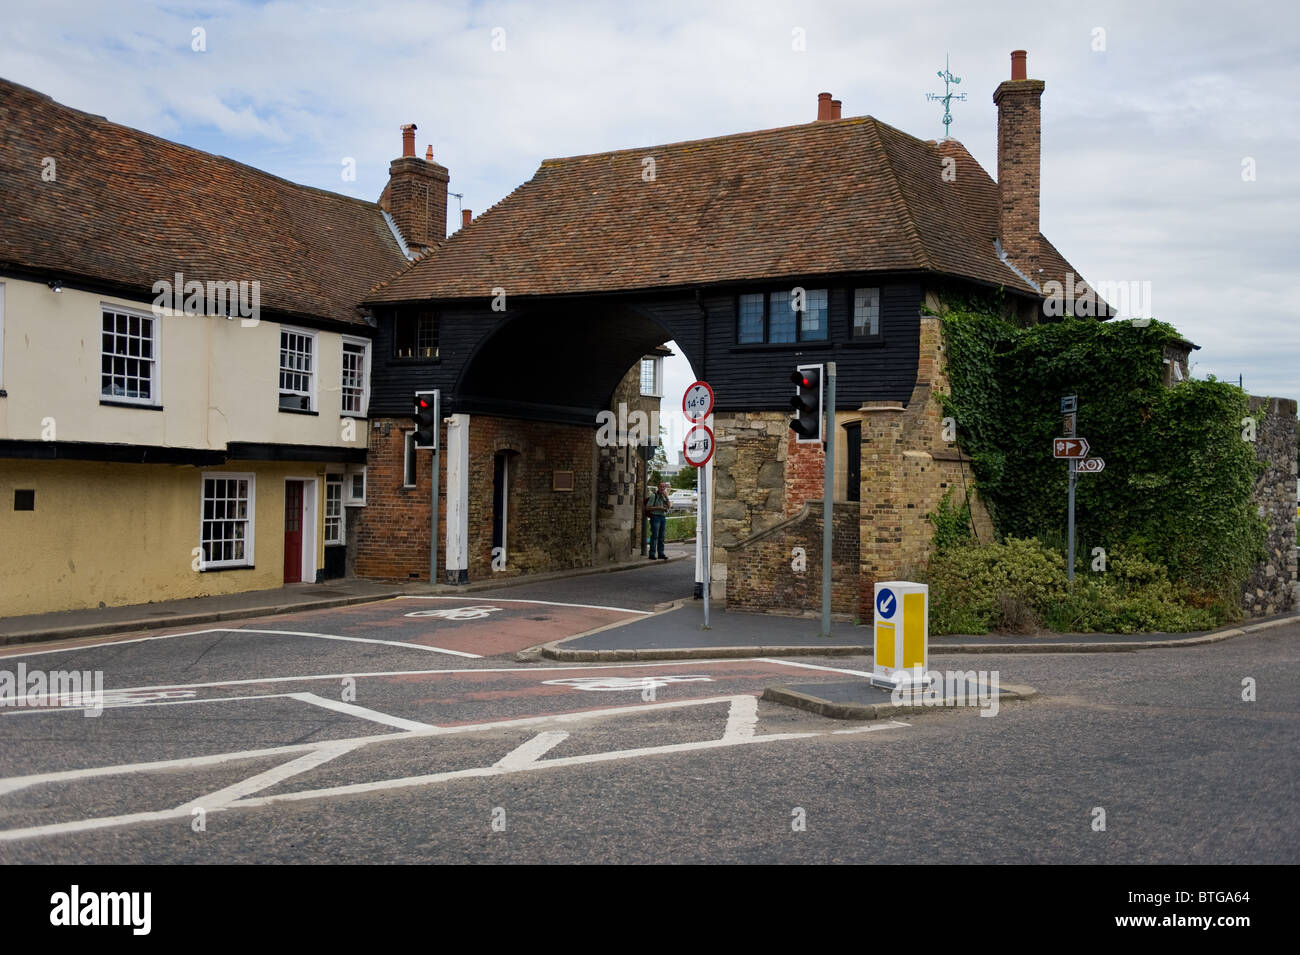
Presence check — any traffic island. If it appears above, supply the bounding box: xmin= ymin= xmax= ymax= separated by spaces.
xmin=762 ymin=677 xmax=1038 ymax=721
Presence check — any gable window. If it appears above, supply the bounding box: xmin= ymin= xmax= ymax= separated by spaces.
xmin=324 ymin=474 xmax=344 ymax=544
xmin=639 ymin=357 xmax=663 ymax=397
xmin=736 ymin=288 xmax=829 ymax=344
xmin=279 ymin=328 xmax=316 ymax=411
xmin=200 ymin=474 xmax=255 ymax=569
xmin=393 ymin=311 xmax=438 ymax=359
xmin=101 ymin=306 xmax=159 ymax=404
xmin=341 ymin=337 xmax=370 ymax=416
xmin=853 ymin=288 xmax=881 ymax=338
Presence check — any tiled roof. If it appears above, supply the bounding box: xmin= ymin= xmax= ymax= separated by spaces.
xmin=0 ymin=77 xmax=406 ymax=326
xmin=368 ymin=115 xmax=1091 ymax=304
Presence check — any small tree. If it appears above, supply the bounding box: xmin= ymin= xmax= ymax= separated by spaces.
xmin=671 ymin=466 xmax=698 ymax=490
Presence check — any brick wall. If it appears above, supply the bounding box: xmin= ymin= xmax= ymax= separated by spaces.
xmin=353 ymin=417 xmax=447 ymax=581
xmin=1243 ymin=395 xmax=1299 ymax=616
xmin=726 ymin=501 xmax=860 ymax=616
xmin=711 ymin=412 xmax=788 ymax=589
xmin=353 ymin=414 xmax=594 ymax=582
xmin=466 ymin=416 xmax=593 ymax=579
xmin=595 ymin=362 xmax=660 ymax=563
xmin=784 ymin=433 xmax=824 ymax=518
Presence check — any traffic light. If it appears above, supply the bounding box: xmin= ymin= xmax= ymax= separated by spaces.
xmin=413 ymin=391 xmax=438 ymax=448
xmin=789 ymin=365 xmax=823 ymax=443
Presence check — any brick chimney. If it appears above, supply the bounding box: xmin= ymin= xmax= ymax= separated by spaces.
xmin=817 ymin=92 xmax=833 ymax=121
xmin=381 ymin=123 xmax=449 ymax=253
xmin=461 ymin=209 xmax=472 ymax=228
xmin=993 ymin=50 xmax=1045 ymax=279
xmin=830 ymin=98 xmax=842 ymax=119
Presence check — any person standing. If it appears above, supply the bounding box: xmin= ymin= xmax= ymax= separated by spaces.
xmin=645 ymin=481 xmax=671 ymax=560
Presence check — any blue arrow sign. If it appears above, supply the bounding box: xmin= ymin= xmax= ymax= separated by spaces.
xmin=876 ymin=588 xmax=897 ymax=620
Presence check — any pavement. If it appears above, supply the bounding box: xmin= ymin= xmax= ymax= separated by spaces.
xmin=3 ymin=546 xmax=1297 ymax=663
xmin=0 ymin=543 xmax=696 ymax=646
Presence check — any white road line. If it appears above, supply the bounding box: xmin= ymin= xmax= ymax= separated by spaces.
xmin=287 ymin=692 xmax=432 ymax=731
xmin=494 ymin=731 xmax=570 ymax=769
xmin=233 ymin=729 xmax=824 ymax=810
xmin=176 ymin=741 xmax=361 ymax=812
xmin=31 ymin=658 xmax=763 ymax=698
xmin=0 ymin=697 xmax=911 ymax=843
xmin=722 ymin=695 xmax=759 ymax=740
xmin=0 ymin=695 xmax=740 ymax=796
xmin=0 ymin=627 xmax=479 ymax=659
xmin=397 ymin=595 xmax=652 ymax=615
xmin=756 ymin=658 xmax=874 ymax=678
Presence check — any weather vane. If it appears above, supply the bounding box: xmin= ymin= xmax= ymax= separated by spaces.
xmin=925 ymin=54 xmax=967 ymax=137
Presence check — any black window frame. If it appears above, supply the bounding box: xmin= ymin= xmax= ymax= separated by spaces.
xmin=392 ymin=310 xmax=440 ymax=360
xmin=734 ymin=287 xmax=830 ymax=345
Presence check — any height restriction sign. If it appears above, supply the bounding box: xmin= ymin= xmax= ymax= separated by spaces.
xmin=683 ymin=381 xmax=714 ymax=422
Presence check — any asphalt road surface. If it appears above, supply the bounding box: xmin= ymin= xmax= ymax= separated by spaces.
xmin=0 ymin=572 xmax=1295 ymax=864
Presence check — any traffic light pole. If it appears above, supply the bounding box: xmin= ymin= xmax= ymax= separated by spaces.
xmin=431 ymin=445 xmax=440 ymax=585
xmin=820 ymin=363 xmax=836 ymax=638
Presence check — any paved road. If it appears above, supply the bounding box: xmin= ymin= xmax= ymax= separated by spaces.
xmin=0 ymin=582 xmax=1295 ymax=863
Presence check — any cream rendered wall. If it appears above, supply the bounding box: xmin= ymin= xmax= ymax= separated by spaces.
xmin=0 ymin=459 xmax=320 ymax=617
xmin=0 ymin=278 xmax=368 ymax=452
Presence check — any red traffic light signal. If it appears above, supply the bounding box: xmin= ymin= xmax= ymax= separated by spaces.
xmin=789 ymin=366 xmax=823 ymax=442
xmin=413 ymin=391 xmax=438 ymax=448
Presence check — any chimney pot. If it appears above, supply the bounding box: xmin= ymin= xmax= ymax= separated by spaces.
xmin=830 ymin=99 xmax=842 ymax=120
xmin=1010 ymin=49 xmax=1027 ymax=80
xmin=462 ymin=209 xmax=472 ymax=228
xmin=425 ymin=145 xmax=434 ymax=161
xmin=400 ymin=123 xmax=417 ymax=158
xmin=817 ymin=92 xmax=833 ymax=121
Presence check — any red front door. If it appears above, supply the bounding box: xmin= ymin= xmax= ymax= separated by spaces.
xmin=284 ymin=480 xmax=304 ymax=583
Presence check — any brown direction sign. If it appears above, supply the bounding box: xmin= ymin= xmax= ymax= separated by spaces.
xmin=1077 ymin=457 xmax=1105 ymax=474
xmin=1053 ymin=437 xmax=1090 ymax=459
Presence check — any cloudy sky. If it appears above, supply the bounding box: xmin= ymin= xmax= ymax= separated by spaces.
xmin=3 ymin=0 xmax=1296 ymax=411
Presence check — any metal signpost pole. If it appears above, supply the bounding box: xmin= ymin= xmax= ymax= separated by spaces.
xmin=820 ymin=363 xmax=836 ymax=637
xmin=1067 ymin=457 xmax=1076 ymax=583
xmin=701 ymin=454 xmax=710 ymax=630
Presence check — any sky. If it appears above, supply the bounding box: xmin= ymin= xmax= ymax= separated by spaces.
xmin=2 ymin=0 xmax=1296 ymax=420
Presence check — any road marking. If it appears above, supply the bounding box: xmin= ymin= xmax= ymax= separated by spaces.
xmin=286 ymin=693 xmax=433 ymax=731
xmin=15 ymin=659 xmax=773 ymax=698
xmin=0 ymin=627 xmax=480 ymax=660
xmin=541 ymin=675 xmax=713 ymax=692
xmin=757 ymin=658 xmax=874 ymax=678
xmin=722 ymin=695 xmax=759 ymax=740
xmin=0 ymin=690 xmax=432 ymax=732
xmin=494 ymin=731 xmax=570 ymax=769
xmin=397 ymin=595 xmax=652 ymax=615
xmin=0 ymin=695 xmax=741 ymax=797
xmin=0 ymin=696 xmax=910 ymax=842
xmin=176 ymin=741 xmax=361 ymax=811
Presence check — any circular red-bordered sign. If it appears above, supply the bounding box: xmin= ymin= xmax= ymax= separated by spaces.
xmin=682 ymin=380 xmax=714 ymax=422
xmin=683 ymin=424 xmax=716 ymax=468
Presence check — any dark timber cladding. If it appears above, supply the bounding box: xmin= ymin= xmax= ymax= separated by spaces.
xmin=367 ymin=280 xmax=921 ymax=422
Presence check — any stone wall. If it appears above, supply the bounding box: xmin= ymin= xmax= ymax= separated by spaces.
xmin=726 ymin=501 xmax=860 ymax=616
xmin=710 ymin=411 xmax=789 ymax=589
xmin=595 ymin=363 xmax=661 ymax=564
xmin=1243 ymin=395 xmax=1299 ymax=617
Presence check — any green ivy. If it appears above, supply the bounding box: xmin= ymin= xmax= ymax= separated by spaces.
xmin=939 ymin=309 xmax=1265 ymax=612
xmin=928 ymin=486 xmax=974 ymax=551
